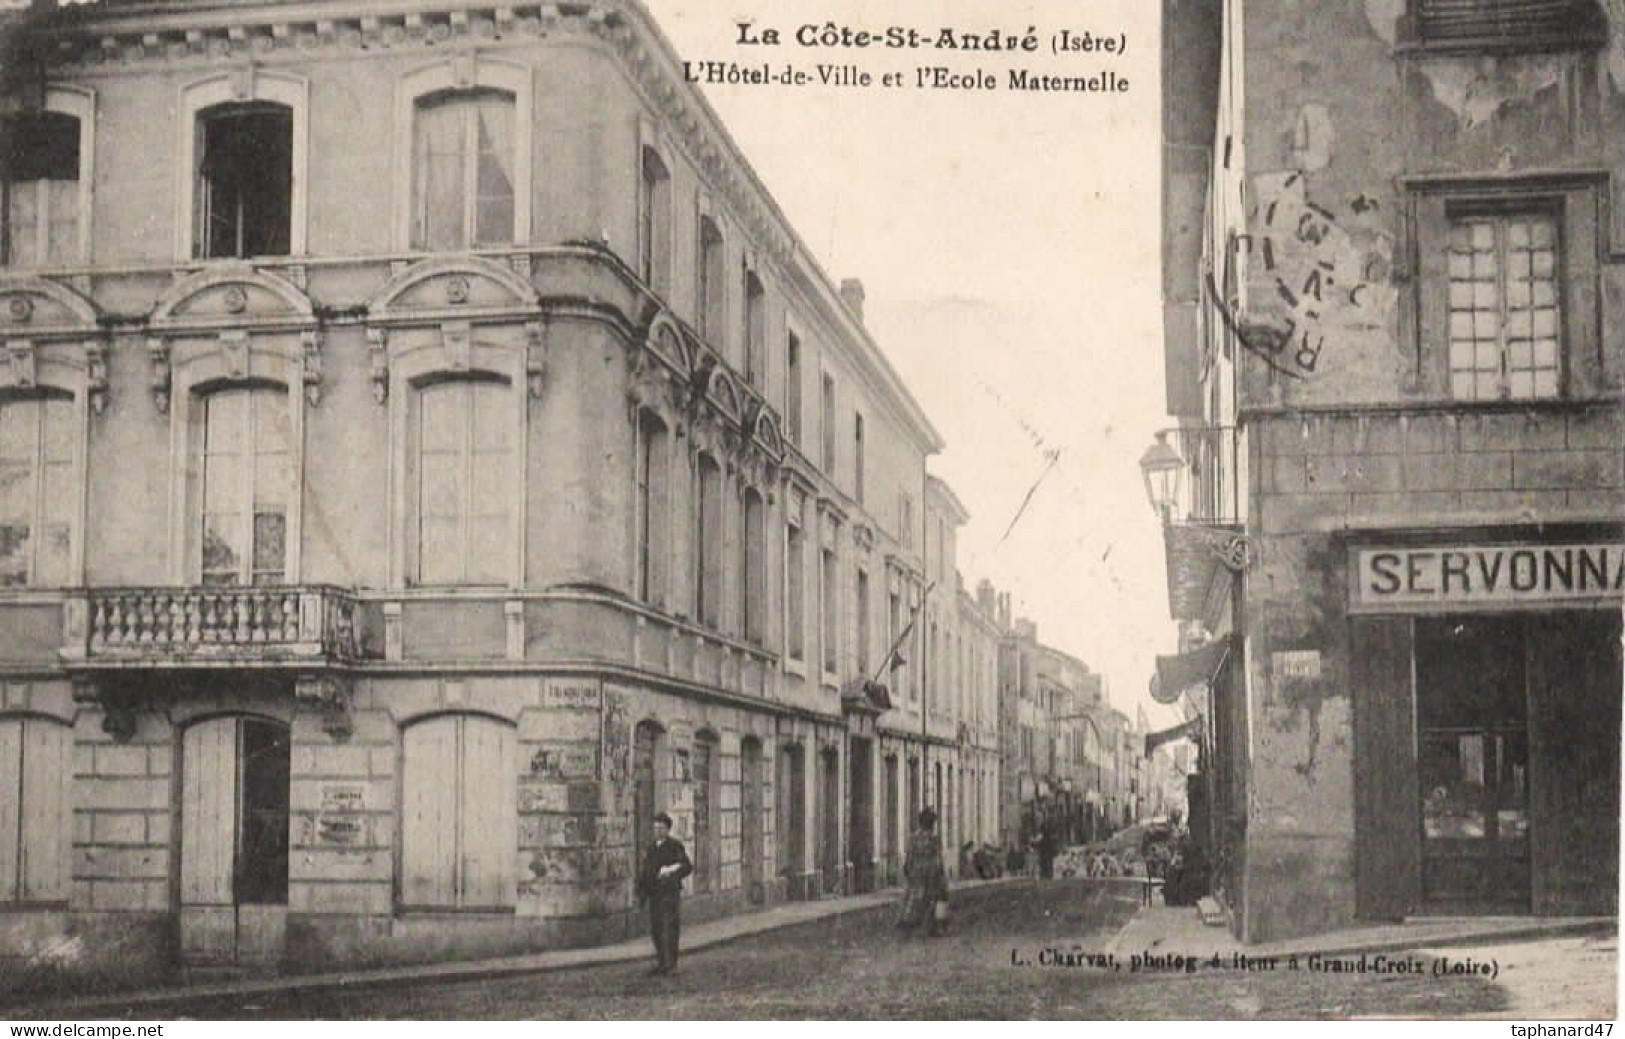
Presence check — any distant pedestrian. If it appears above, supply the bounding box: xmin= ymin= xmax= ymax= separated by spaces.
xmin=636 ymin=811 xmax=693 ymax=975
xmin=1036 ymin=814 xmax=1059 ymax=879
xmin=897 ymin=807 xmax=949 ymax=937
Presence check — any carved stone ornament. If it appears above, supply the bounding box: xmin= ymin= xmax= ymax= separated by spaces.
xmin=7 ymin=296 xmax=33 ymax=323
xmin=5 ymin=339 xmax=36 ymax=388
xmin=295 ymin=673 xmax=355 ymax=742
xmin=525 ymin=320 xmax=546 ymax=398
xmin=367 ymin=327 xmax=389 ymax=403
xmin=302 ymin=329 xmax=323 ymax=406
xmin=222 ymin=284 xmax=249 ymax=314
xmin=148 ymin=337 xmax=171 ymax=413
xmin=445 ymin=275 xmax=472 ymax=305
xmin=84 ymin=340 xmax=108 ymax=414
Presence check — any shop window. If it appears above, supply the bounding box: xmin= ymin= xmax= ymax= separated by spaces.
xmin=1403 ymin=0 xmax=1607 ymax=53
xmin=412 ymin=377 xmax=514 ymax=585
xmin=0 ymin=392 xmax=75 ymax=588
xmin=1447 ymin=211 xmax=1562 ymax=401
xmin=195 ymin=104 xmax=292 ymax=259
xmin=639 ymin=147 xmax=671 ymax=295
xmin=400 ymin=714 xmax=516 ymax=910
xmin=1 ymin=111 xmax=80 ymax=267
xmin=0 ymin=716 xmax=69 ymax=904
xmin=192 ymin=385 xmax=291 ymax=586
xmin=412 ymin=90 xmax=516 ymax=251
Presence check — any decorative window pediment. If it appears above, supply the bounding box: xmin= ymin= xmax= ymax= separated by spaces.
xmin=0 ymin=276 xmax=99 ymax=335
xmin=643 ymin=312 xmax=691 ymax=376
xmin=151 ymin=265 xmax=315 ymax=332
xmin=704 ymin=364 xmax=743 ymax=425
xmin=369 ymin=255 xmax=540 ymax=320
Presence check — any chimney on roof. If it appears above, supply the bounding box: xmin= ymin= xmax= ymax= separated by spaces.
xmin=839 ymin=278 xmax=866 ymax=322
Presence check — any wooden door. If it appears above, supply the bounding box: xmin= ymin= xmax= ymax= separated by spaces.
xmin=1352 ymin=616 xmax=1421 ymax=921
xmin=692 ymin=736 xmax=714 ymax=893
xmin=458 ymin=716 xmax=516 ymax=909
xmin=1529 ymin=611 xmax=1622 ymax=915
xmin=180 ymin=716 xmax=289 ymax=965
xmin=740 ymin=740 xmax=763 ymax=901
xmin=401 ymin=715 xmax=514 ymax=909
xmin=0 ymin=718 xmax=69 ymax=904
xmin=401 ymin=718 xmax=459 ymax=908
xmin=776 ymin=744 xmax=805 ymax=885
xmin=632 ymin=722 xmax=661 ymax=882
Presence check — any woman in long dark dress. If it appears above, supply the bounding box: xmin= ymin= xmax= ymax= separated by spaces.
xmin=898 ymin=807 xmax=948 ymax=937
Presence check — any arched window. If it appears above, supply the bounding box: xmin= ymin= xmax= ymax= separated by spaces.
xmin=0 ymin=715 xmax=69 ymax=903
xmin=2 ymin=109 xmax=81 ymax=267
xmin=743 ymin=269 xmax=765 ymax=388
xmin=400 ymin=713 xmax=516 ymax=909
xmin=412 ymin=89 xmax=516 ymax=251
xmin=190 ymin=384 xmax=291 ymax=585
xmin=412 ymin=376 xmax=514 ymax=585
xmin=0 ymin=391 xmax=75 ymax=587
xmin=697 ymin=217 xmax=724 ymax=345
xmin=741 ymin=488 xmax=766 ymax=646
xmin=195 ymin=102 xmax=293 ymax=259
xmin=694 ymin=453 xmax=723 ymax=628
xmin=635 ymin=410 xmax=670 ymax=606
xmin=639 ymin=147 xmax=671 ymax=296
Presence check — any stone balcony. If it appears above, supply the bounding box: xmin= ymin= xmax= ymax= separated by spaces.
xmin=60 ymin=584 xmax=362 ymax=670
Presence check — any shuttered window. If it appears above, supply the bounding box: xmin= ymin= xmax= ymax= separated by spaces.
xmin=0 ymin=393 xmax=75 ymax=588
xmin=1408 ymin=0 xmax=1607 ymax=51
xmin=400 ymin=714 xmax=516 ymax=910
xmin=0 ymin=717 xmax=70 ymax=904
xmin=414 ymin=378 xmax=513 ymax=586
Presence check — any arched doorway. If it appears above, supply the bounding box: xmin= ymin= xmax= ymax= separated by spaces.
xmin=692 ymin=731 xmax=718 ymax=894
xmin=632 ymin=721 xmax=666 ymax=877
xmin=179 ymin=714 xmax=290 ymax=966
xmin=776 ymin=742 xmax=806 ymax=896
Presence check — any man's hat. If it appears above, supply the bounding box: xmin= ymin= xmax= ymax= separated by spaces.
xmin=653 ymin=811 xmax=672 ymax=827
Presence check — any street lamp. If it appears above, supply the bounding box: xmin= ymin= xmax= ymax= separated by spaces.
xmin=1139 ymin=431 xmax=1183 ymax=524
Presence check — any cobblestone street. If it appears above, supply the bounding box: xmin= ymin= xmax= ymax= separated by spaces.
xmin=45 ymin=879 xmax=1599 ymax=1020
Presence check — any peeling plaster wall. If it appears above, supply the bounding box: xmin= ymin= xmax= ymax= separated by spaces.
xmin=1232 ymin=0 xmax=1624 ymax=409
xmin=1228 ymin=0 xmax=1625 ymax=944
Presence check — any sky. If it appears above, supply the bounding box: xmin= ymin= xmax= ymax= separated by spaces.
xmin=649 ymin=0 xmax=1181 ymax=730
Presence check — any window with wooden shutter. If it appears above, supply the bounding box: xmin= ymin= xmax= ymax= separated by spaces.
xmin=0 ymin=717 xmax=70 ymax=904
xmin=0 ymin=392 xmax=75 ymax=588
xmin=413 ymin=377 xmax=514 ymax=586
xmin=401 ymin=714 xmax=516 ymax=910
xmin=1404 ymin=0 xmax=1608 ymax=53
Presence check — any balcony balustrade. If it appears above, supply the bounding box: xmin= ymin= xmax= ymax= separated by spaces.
xmin=62 ymin=585 xmax=361 ymax=668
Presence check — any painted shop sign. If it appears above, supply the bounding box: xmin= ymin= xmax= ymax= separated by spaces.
xmin=1272 ymin=650 xmax=1322 ymax=681
xmin=1350 ymin=543 xmax=1625 ymax=613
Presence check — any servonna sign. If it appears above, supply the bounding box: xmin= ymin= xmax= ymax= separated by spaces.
xmin=1350 ymin=543 xmax=1625 ymax=612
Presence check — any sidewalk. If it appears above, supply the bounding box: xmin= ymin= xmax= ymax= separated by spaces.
xmin=1105 ymin=890 xmax=1615 ymax=962
xmin=12 ymin=878 xmax=1010 ymax=1017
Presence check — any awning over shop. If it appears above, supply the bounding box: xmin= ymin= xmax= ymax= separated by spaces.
xmin=1164 ymin=522 xmax=1248 ymax=622
xmin=1144 ymin=716 xmax=1203 ymax=758
xmin=1149 ymin=635 xmax=1232 ymax=705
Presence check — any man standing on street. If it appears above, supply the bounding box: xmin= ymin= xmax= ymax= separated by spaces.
xmin=637 ymin=811 xmax=694 ymax=975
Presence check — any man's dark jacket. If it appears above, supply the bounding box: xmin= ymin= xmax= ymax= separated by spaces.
xmin=637 ymin=837 xmax=694 ymax=903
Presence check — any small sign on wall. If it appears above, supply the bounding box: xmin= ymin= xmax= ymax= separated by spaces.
xmin=1272 ymin=650 xmax=1322 ymax=681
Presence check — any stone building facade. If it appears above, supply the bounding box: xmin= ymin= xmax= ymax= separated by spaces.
xmin=1159 ymin=0 xmax=1624 ymax=941
xmin=0 ymin=0 xmax=1003 ymax=991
